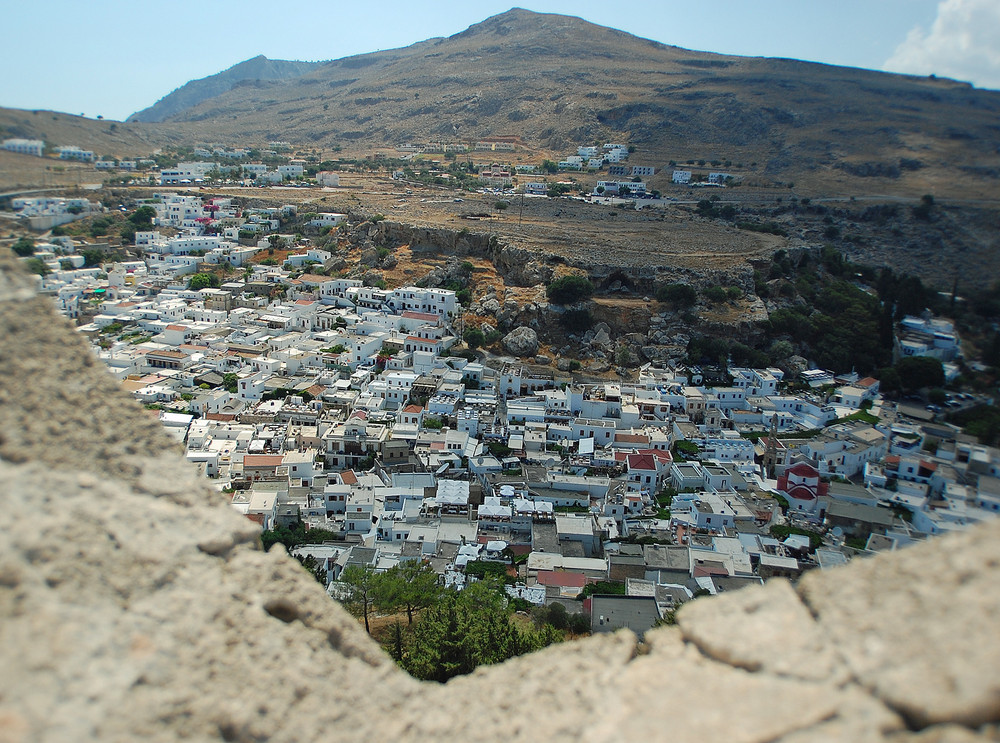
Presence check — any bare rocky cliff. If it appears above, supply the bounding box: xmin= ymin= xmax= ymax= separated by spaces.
xmin=2 ymin=252 xmax=999 ymax=742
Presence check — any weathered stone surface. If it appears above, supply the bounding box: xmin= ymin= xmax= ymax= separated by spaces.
xmin=798 ymin=524 xmax=1000 ymax=728
xmin=481 ymin=297 xmax=502 ymax=315
xmin=678 ymin=578 xmax=847 ymax=683
xmin=502 ymin=326 xmax=539 ymax=357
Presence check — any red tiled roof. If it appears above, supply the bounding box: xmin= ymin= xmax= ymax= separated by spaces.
xmin=165 ymin=324 xmax=187 ymax=331
xmin=786 ymin=462 xmax=820 ymax=478
xmin=340 ymin=470 xmax=358 ymax=485
xmin=857 ymin=377 xmax=879 ymax=387
xmin=615 ymin=433 xmax=649 ymax=444
xmin=536 ymin=570 xmax=588 ymax=588
xmin=401 ymin=311 xmax=439 ymax=321
xmin=638 ymin=448 xmax=673 ymax=464
xmin=403 ymin=405 xmax=423 ymax=414
xmin=627 ymin=453 xmax=656 ymax=471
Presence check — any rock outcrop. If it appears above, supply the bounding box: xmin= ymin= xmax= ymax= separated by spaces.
xmin=502 ymin=326 xmax=539 ymax=357
xmin=2 ymin=253 xmax=999 ymax=743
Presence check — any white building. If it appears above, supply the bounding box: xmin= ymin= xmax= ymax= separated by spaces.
xmin=317 ymin=171 xmax=341 ymax=187
xmin=56 ymin=146 xmax=95 ymax=162
xmin=2 ymin=138 xmax=44 ymax=157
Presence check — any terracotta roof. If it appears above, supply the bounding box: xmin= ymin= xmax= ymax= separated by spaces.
xmin=340 ymin=470 xmax=358 ymax=485
xmin=536 ymin=570 xmax=588 ymax=588
xmin=244 ymin=454 xmax=284 ymax=467
xmin=403 ymin=405 xmax=424 ymax=414
xmin=857 ymin=377 xmax=879 ymax=387
xmin=165 ymin=324 xmax=187 ymax=331
xmin=295 ymin=299 xmax=315 ymax=305
xmin=401 ymin=311 xmax=439 ymax=321
xmin=615 ymin=433 xmax=649 ymax=444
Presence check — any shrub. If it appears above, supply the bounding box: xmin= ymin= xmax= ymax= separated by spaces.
xmin=546 ymin=275 xmax=593 ymax=304
xmin=655 ymin=283 xmax=697 ymax=308
xmin=11 ymin=237 xmax=35 ymax=256
xmin=702 ymin=286 xmax=728 ymax=303
xmin=463 ymin=328 xmax=486 ymax=349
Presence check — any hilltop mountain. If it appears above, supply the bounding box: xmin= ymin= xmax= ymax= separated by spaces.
xmin=127 ymin=55 xmax=323 ymax=123
xmin=133 ymin=8 xmax=1000 ymax=194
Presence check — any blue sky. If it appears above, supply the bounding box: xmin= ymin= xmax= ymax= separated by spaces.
xmin=3 ymin=0 xmax=997 ymax=121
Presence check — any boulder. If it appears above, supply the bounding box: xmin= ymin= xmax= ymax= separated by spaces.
xmin=502 ymin=326 xmax=539 ymax=357
xmin=481 ymin=297 xmax=502 ymax=315
xmin=590 ymin=326 xmax=612 ymax=350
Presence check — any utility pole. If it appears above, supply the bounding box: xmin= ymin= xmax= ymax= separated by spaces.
xmin=518 ymin=190 xmax=524 ymax=227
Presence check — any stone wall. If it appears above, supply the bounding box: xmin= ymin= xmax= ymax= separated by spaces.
xmin=2 ymin=253 xmax=998 ymax=742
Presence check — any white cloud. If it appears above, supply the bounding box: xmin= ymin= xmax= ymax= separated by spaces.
xmin=884 ymin=0 xmax=1000 ymax=90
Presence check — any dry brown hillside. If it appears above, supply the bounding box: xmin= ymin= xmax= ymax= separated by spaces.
xmin=146 ymin=8 xmax=1000 ymax=200
xmin=3 ymin=9 xmax=1000 ymax=203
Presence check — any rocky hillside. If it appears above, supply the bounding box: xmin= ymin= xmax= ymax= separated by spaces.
xmin=133 ymin=8 xmax=1000 ymax=198
xmin=127 ymin=56 xmax=324 ymax=123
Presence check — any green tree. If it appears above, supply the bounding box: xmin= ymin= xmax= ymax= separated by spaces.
xmin=188 ymin=272 xmax=220 ymax=291
xmin=463 ymin=327 xmax=486 ymax=349
xmin=296 ymin=554 xmax=328 ymax=586
xmin=128 ymin=205 xmax=157 ymax=227
xmin=25 ymin=257 xmax=50 ymax=276
xmin=222 ymin=373 xmax=238 ymax=393
xmin=402 ymin=579 xmax=553 ymax=682
xmin=381 ymin=562 xmax=442 ymax=624
xmin=11 ymin=237 xmax=35 ymax=256
xmin=896 ymin=356 xmax=944 ymax=391
xmin=338 ymin=565 xmax=383 ymax=634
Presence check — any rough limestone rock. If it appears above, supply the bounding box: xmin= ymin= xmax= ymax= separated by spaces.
xmin=481 ymin=297 xmax=502 ymax=315
xmin=590 ymin=325 xmax=612 ymax=350
xmin=502 ymin=326 xmax=539 ymax=357
xmin=2 ymin=252 xmax=1000 ymax=743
